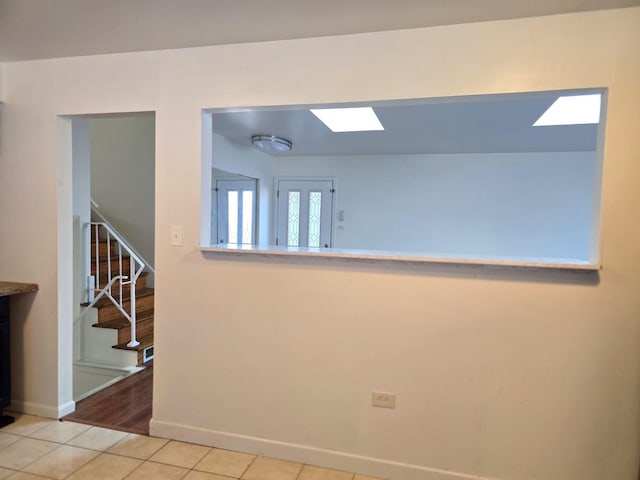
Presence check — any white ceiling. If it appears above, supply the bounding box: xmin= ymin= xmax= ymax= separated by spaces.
xmin=0 ymin=0 xmax=637 ymax=62
xmin=212 ymin=90 xmax=603 ymax=156
xmin=0 ymin=1 xmax=617 ymax=155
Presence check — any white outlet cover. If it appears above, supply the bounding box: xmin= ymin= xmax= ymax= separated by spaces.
xmin=372 ymin=392 xmax=396 ymax=409
xmin=170 ymin=224 xmax=183 ymax=247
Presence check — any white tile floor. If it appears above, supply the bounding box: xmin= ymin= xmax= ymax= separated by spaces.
xmin=0 ymin=414 xmax=384 ymax=480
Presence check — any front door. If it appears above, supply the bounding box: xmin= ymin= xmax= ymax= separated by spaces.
xmin=216 ymin=179 xmax=257 ymax=244
xmin=276 ymin=179 xmax=334 ymax=248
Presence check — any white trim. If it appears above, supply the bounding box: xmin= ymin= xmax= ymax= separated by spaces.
xmin=201 ymin=112 xmax=214 ymax=247
xmin=73 ymin=359 xmax=141 ymax=371
xmin=200 ymin=245 xmax=601 ymax=271
xmin=57 ymin=116 xmax=78 ymax=425
xmin=590 ymin=90 xmax=608 ymax=266
xmin=58 ymin=400 xmax=76 ymax=418
xmin=9 ymin=399 xmax=76 ymax=419
xmin=149 ymin=419 xmax=498 ymax=480
xmin=72 ymin=362 xmax=144 ymax=402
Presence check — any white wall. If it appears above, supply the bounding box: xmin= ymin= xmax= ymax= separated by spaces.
xmin=0 ymin=8 xmax=638 ymax=480
xmin=272 ymin=151 xmax=595 ymax=259
xmin=90 ymin=114 xmax=155 ymax=268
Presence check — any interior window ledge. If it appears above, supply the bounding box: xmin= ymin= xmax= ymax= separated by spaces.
xmin=200 ymin=245 xmax=601 ymax=271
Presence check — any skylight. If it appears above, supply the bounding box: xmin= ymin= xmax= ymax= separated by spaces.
xmin=310 ymin=107 xmax=384 ymax=132
xmin=533 ymin=94 xmax=601 ymax=126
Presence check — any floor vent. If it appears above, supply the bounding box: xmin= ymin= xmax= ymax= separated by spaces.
xmin=142 ymin=345 xmax=154 ymax=363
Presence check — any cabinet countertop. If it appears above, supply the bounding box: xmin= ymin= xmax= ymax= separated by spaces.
xmin=0 ymin=282 xmax=39 ymax=297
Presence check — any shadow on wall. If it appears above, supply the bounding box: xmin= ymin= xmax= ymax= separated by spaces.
xmin=200 ymin=249 xmax=600 ymax=286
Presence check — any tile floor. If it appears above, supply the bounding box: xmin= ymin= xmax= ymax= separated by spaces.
xmin=0 ymin=414 xmax=384 ymax=480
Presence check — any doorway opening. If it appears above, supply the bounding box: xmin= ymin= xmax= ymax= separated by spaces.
xmin=63 ymin=113 xmax=155 ymax=433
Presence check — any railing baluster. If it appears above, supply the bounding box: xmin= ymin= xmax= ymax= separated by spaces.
xmin=86 ymin=222 xmax=144 ymax=351
xmin=95 ymin=224 xmax=100 ymax=294
xmin=118 ymin=243 xmax=123 ymax=304
xmin=107 ymin=230 xmax=112 ymax=298
xmin=128 ymin=257 xmax=139 ymax=347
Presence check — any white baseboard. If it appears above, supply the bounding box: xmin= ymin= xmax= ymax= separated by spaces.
xmin=149 ymin=419 xmax=494 ymax=480
xmin=73 ymin=359 xmax=143 ymax=373
xmin=58 ymin=400 xmax=76 ymax=417
xmin=9 ymin=399 xmax=75 ymax=419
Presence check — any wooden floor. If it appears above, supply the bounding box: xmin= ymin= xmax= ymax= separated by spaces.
xmin=64 ymin=363 xmax=153 ymax=435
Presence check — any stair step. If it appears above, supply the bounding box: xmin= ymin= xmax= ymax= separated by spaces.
xmin=118 ymin=318 xmax=154 ymax=345
xmin=90 ymin=238 xmax=121 ymax=256
xmin=96 ymin=299 xmax=154 ymax=322
xmin=113 ymin=334 xmax=153 ymax=351
xmin=91 ymin=287 xmax=154 ymax=308
xmin=82 ymin=284 xmax=152 ymax=307
xmin=113 ymin=335 xmax=154 ymax=365
xmin=93 ymin=309 xmax=154 ymax=344
xmin=91 ymin=256 xmax=132 ymax=276
xmin=91 ymin=239 xmax=142 ymax=267
xmin=94 ymin=288 xmax=155 ymax=323
xmin=93 ymin=271 xmax=148 ymax=293
xmin=92 ymin=308 xmax=154 ymax=329
xmin=92 ymin=318 xmax=128 ymax=330
xmin=87 ymin=226 xmax=154 ymax=367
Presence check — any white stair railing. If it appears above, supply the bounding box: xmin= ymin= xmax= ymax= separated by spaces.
xmin=90 ymin=198 xmax=154 ymax=275
xmin=84 ymin=222 xmax=145 ymax=348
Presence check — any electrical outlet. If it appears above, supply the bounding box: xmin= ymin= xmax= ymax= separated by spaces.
xmin=372 ymin=392 xmax=396 ymax=409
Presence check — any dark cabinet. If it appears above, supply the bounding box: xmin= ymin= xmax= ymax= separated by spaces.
xmin=0 ymin=282 xmax=38 ymax=428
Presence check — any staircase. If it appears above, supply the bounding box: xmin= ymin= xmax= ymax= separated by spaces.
xmin=84 ymin=227 xmax=154 ymax=366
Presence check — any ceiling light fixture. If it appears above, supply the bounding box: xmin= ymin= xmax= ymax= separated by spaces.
xmin=533 ymin=93 xmax=601 ymax=126
xmin=251 ymin=135 xmax=292 ymax=153
xmin=310 ymin=107 xmax=384 ymax=132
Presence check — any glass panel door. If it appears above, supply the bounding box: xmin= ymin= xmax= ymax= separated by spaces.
xmin=216 ymin=179 xmax=257 ymax=244
xmin=276 ymin=179 xmax=333 ymax=248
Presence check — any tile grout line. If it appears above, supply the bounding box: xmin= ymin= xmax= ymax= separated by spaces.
xmin=238 ymin=449 xmax=259 ymax=479
xmin=120 ymin=455 xmax=146 ymax=480
xmin=12 ymin=436 xmax=64 ymax=475
xmin=21 ymin=424 xmax=95 ymax=480
xmin=3 ymin=415 xmax=382 ymax=480
xmin=18 ymin=423 xmax=134 ymax=480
